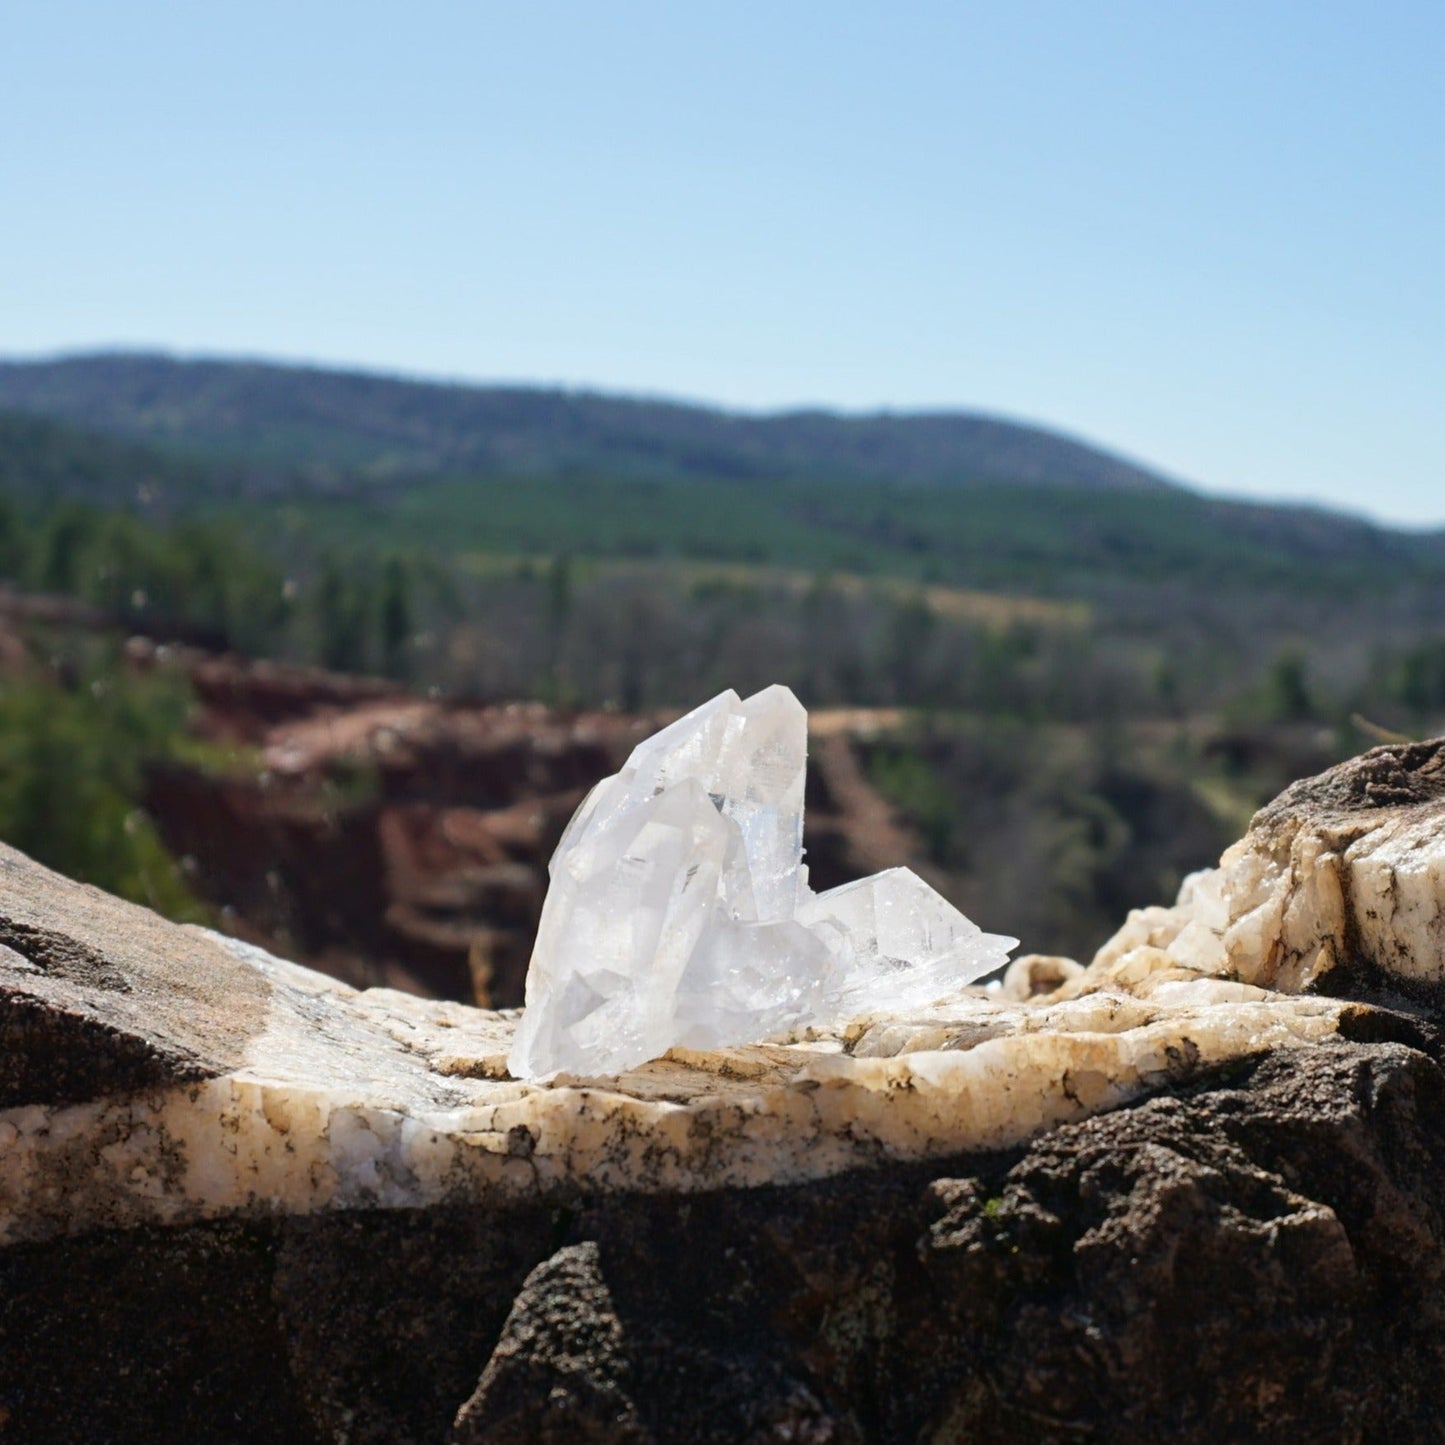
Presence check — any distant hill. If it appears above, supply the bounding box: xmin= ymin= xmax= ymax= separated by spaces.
xmin=0 ymin=410 xmax=221 ymax=509
xmin=0 ymin=352 xmax=1183 ymax=494
xmin=0 ymin=352 xmax=1440 ymax=600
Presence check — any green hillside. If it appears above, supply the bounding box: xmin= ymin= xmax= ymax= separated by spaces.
xmin=296 ymin=471 xmax=1443 ymax=598
xmin=1 ymin=353 xmax=1441 ymax=606
xmin=0 ymin=410 xmax=222 ymax=509
xmin=0 ymin=352 xmax=1182 ymax=492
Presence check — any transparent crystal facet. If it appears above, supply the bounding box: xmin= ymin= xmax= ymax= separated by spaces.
xmin=509 ymin=687 xmax=1017 ymax=1079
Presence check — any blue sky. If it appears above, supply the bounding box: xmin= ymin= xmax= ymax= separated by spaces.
xmin=3 ymin=2 xmax=1442 ymax=524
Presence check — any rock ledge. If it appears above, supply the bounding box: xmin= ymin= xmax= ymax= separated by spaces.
xmin=5 ymin=739 xmax=1445 ymax=1442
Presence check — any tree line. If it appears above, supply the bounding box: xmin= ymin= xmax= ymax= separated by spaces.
xmin=3 ymin=492 xmax=1445 ymax=735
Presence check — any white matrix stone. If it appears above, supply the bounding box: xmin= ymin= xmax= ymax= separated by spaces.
xmin=508 ymin=686 xmax=1017 ymax=1079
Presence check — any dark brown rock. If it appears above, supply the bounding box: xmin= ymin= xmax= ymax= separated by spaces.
xmin=3 ymin=1035 xmax=1445 ymax=1441
xmin=438 ymin=1039 xmax=1445 ymax=1445
xmin=273 ymin=1207 xmax=565 ymax=1445
xmin=451 ymin=1242 xmax=650 ymax=1444
xmin=1256 ymin=736 xmax=1445 ymax=827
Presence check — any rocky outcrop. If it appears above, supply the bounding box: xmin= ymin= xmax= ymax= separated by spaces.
xmin=451 ymin=1039 xmax=1445 ymax=1444
xmin=0 ymin=836 xmax=1352 ymax=1247
xmin=1091 ymin=735 xmax=1445 ymax=999
xmin=0 ymin=851 xmax=270 ymax=1110
xmin=3 ymin=739 xmax=1445 ymax=1441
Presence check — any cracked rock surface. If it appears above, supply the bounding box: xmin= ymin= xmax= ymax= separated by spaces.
xmin=3 ymin=739 xmax=1445 ymax=1440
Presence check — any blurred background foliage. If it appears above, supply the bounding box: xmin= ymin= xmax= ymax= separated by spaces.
xmin=0 ymin=368 xmax=1442 ymax=974
xmin=0 ymin=640 xmax=207 ymax=921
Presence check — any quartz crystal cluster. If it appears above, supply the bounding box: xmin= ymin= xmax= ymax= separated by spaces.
xmin=509 ymin=686 xmax=1016 ymax=1079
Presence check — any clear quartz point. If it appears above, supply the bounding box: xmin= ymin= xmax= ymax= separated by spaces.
xmin=508 ymin=687 xmax=1016 ymax=1079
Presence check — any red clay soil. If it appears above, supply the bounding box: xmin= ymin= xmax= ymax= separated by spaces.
xmin=142 ymin=658 xmax=929 ymax=1006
